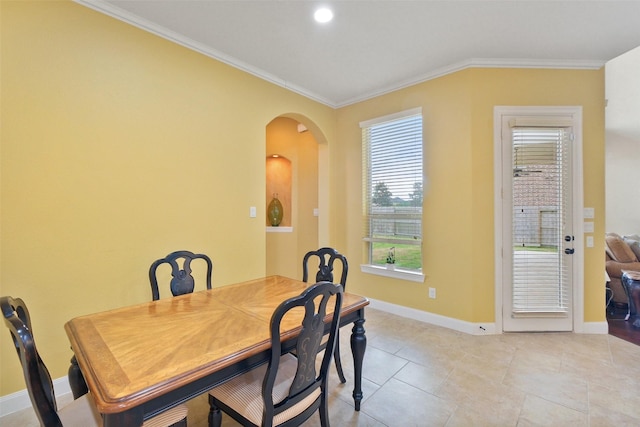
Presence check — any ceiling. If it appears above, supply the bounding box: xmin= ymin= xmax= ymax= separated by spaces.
xmin=77 ymin=1 xmax=640 ymax=108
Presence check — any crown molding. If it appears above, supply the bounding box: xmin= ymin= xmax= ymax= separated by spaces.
xmin=74 ymin=1 xmax=607 ymax=109
xmin=467 ymin=57 xmax=605 ymax=70
xmin=335 ymin=58 xmax=605 ymax=107
xmin=73 ymin=0 xmax=335 ymax=107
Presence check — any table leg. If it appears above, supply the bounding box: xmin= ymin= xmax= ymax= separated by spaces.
xmin=350 ymin=316 xmax=366 ymax=411
xmin=68 ymin=355 xmax=88 ymax=399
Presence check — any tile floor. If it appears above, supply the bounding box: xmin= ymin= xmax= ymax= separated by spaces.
xmin=3 ymin=308 xmax=640 ymax=426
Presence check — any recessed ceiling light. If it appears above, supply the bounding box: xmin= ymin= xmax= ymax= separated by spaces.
xmin=314 ymin=7 xmax=333 ymax=23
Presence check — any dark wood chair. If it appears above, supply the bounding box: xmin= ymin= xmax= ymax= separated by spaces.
xmin=302 ymin=247 xmax=348 ymax=383
xmin=149 ymin=250 xmax=213 ymax=300
xmin=1 ymin=296 xmax=188 ymax=427
xmin=208 ymin=282 xmax=343 ymax=427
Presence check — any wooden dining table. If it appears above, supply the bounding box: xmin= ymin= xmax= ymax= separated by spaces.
xmin=65 ymin=275 xmax=369 ymax=426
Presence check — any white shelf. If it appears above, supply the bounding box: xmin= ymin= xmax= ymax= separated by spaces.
xmin=266 ymin=227 xmax=293 ymax=233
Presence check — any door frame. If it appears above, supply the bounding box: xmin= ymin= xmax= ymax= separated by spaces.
xmin=493 ymin=106 xmax=585 ymax=333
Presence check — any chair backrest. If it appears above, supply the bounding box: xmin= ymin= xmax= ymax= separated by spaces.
xmin=149 ymin=250 xmax=213 ymax=300
xmin=262 ymin=281 xmax=343 ymax=426
xmin=302 ymin=247 xmax=348 ymax=290
xmin=1 ymin=296 xmax=62 ymax=427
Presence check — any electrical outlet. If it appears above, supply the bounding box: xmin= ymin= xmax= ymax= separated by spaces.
xmin=586 ymin=236 xmax=594 ymax=247
xmin=428 ymin=287 xmax=436 ymax=299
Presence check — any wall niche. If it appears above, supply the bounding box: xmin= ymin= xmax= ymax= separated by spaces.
xmin=266 ymin=155 xmax=292 ymax=228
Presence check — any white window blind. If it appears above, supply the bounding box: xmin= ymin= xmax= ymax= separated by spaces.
xmin=511 ymin=127 xmax=571 ymax=315
xmin=361 ymin=108 xmax=423 ymax=270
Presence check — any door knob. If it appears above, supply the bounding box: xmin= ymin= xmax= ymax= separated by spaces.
xmin=564 ymin=248 xmax=575 ymax=254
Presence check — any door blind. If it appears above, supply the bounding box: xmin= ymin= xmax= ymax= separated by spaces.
xmin=511 ymin=127 xmax=571 ymax=315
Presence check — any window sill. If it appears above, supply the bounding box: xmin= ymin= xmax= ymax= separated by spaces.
xmin=266 ymin=226 xmax=293 ymax=233
xmin=360 ymin=264 xmax=425 ymax=283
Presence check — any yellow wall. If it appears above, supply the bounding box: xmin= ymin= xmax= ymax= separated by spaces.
xmin=0 ymin=1 xmax=334 ymax=395
xmin=1 ymin=0 xmax=607 ymax=400
xmin=469 ymin=69 xmax=606 ymax=323
xmin=335 ymin=67 xmax=606 ymax=324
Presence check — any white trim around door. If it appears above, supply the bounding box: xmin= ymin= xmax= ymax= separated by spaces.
xmin=494 ymin=106 xmax=585 ymax=333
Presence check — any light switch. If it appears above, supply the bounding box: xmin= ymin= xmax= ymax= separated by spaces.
xmin=313 ymin=208 xmax=319 ymax=217
xmin=583 ymin=221 xmax=594 ymax=233
xmin=583 ymin=207 xmax=594 ymax=219
xmin=586 ymin=236 xmax=594 ymax=247
xmin=249 ymin=207 xmax=257 ymax=218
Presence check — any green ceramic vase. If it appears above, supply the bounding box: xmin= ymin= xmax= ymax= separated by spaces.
xmin=268 ymin=193 xmax=283 ymax=226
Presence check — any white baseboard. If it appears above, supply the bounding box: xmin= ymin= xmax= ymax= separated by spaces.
xmin=368 ymin=298 xmax=608 ymax=335
xmin=583 ymin=321 xmax=609 ymax=334
xmin=0 ymin=376 xmax=72 ymax=417
xmin=368 ymin=298 xmax=497 ymax=335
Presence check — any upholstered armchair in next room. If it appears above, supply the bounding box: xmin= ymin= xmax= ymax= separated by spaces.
xmin=605 ymin=233 xmax=640 ymax=307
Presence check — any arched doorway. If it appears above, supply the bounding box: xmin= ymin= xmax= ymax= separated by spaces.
xmin=265 ymin=116 xmax=326 ymax=279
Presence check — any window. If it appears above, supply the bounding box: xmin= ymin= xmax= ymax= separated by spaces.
xmin=361 ymin=108 xmax=423 ymax=273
